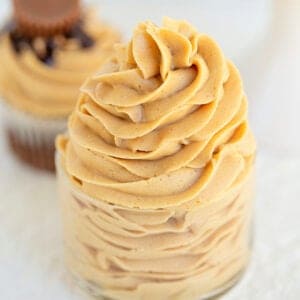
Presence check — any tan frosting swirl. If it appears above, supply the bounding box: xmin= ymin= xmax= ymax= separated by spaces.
xmin=57 ymin=17 xmax=256 ymax=299
xmin=0 ymin=10 xmax=120 ymax=118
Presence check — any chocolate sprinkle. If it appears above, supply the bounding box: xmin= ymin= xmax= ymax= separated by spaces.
xmin=9 ymin=30 xmax=32 ymax=53
xmin=39 ymin=38 xmax=55 ymax=65
xmin=40 ymin=55 xmax=54 ymax=66
xmin=64 ymin=22 xmax=94 ymax=48
xmin=64 ymin=21 xmax=84 ymax=38
xmin=79 ymin=30 xmax=94 ymax=48
xmin=5 ymin=21 xmax=95 ymax=65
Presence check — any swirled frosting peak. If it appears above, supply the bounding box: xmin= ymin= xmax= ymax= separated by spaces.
xmin=57 ymin=17 xmax=256 ymax=209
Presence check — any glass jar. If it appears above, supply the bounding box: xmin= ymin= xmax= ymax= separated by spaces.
xmin=56 ymin=154 xmax=254 ymax=300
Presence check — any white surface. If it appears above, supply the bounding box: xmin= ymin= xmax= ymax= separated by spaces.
xmin=0 ymin=0 xmax=300 ymax=299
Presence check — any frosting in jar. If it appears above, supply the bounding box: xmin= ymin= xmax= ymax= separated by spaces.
xmin=0 ymin=10 xmax=120 ymax=118
xmin=56 ymin=17 xmax=256 ymax=299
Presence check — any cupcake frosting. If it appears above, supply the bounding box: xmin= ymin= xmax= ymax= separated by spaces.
xmin=57 ymin=17 xmax=256 ymax=299
xmin=0 ymin=10 xmax=120 ymax=118
xmin=57 ymin=17 xmax=256 ymax=209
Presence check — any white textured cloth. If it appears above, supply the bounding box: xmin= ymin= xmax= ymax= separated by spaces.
xmin=0 ymin=0 xmax=299 ymax=299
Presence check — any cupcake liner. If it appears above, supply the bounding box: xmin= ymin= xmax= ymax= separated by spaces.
xmin=55 ymin=153 xmax=253 ymax=299
xmin=0 ymin=101 xmax=66 ymax=171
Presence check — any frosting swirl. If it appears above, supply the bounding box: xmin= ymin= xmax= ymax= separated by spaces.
xmin=56 ymin=18 xmax=256 ymax=299
xmin=57 ymin=17 xmax=255 ymax=209
xmin=0 ymin=10 xmax=120 ymax=118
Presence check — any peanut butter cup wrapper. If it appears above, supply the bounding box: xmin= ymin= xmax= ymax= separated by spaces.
xmin=0 ymin=101 xmax=66 ymax=171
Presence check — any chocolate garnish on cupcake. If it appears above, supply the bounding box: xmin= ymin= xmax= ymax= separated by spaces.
xmin=0 ymin=0 xmax=120 ymax=171
xmin=9 ymin=0 xmax=95 ymax=64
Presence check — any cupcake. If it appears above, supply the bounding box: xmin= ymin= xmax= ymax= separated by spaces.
xmin=0 ymin=0 xmax=120 ymax=171
xmin=56 ymin=18 xmax=256 ymax=300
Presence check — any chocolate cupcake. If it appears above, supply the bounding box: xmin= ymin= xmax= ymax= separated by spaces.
xmin=0 ymin=0 xmax=120 ymax=171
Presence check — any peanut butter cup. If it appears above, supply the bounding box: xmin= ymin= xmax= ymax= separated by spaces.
xmin=13 ymin=0 xmax=80 ymax=37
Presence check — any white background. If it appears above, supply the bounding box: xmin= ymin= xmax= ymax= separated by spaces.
xmin=0 ymin=0 xmax=300 ymax=299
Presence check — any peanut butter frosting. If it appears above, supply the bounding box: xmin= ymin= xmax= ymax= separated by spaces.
xmin=56 ymin=17 xmax=256 ymax=299
xmin=0 ymin=10 xmax=120 ymax=118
